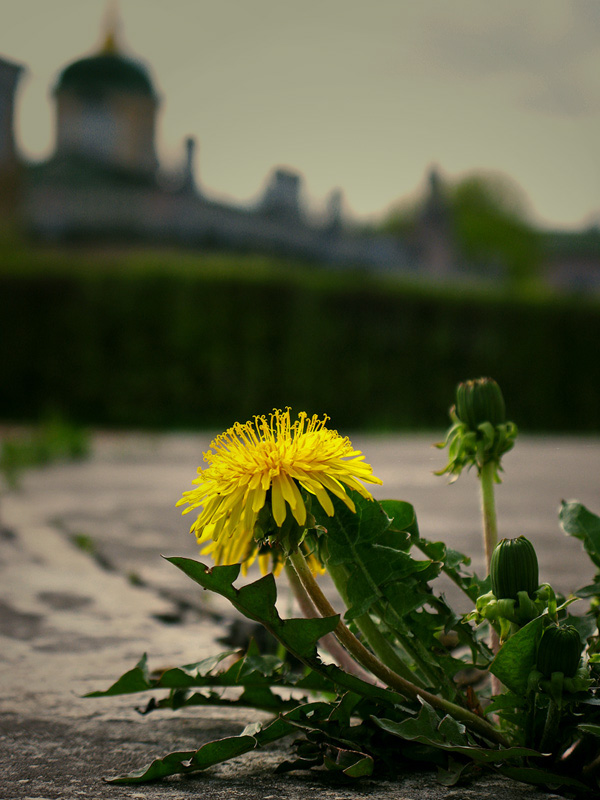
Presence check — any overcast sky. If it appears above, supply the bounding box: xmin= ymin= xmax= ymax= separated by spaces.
xmin=2 ymin=0 xmax=599 ymax=228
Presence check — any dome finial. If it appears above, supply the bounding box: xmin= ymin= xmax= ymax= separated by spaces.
xmin=100 ymin=0 xmax=121 ymax=54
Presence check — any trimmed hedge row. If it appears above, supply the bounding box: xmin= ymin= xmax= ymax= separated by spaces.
xmin=1 ymin=269 xmax=599 ymax=431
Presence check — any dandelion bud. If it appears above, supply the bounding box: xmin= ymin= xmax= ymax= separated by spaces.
xmin=437 ymin=377 xmax=517 ymax=479
xmin=490 ymin=536 xmax=539 ymax=601
xmin=536 ymin=625 xmax=582 ymax=679
xmin=455 ymin=378 xmax=506 ymax=431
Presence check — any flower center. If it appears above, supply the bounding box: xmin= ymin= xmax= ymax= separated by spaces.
xmin=255 ymin=440 xmax=284 ymax=475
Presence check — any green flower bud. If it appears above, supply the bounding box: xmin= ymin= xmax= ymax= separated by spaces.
xmin=436 ymin=377 xmax=517 ymax=480
xmin=490 ymin=536 xmax=539 ymax=601
xmin=455 ymin=378 xmax=506 ymax=430
xmin=537 ymin=625 xmax=582 ymax=679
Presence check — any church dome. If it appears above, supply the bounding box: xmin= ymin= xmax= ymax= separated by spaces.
xmin=54 ymin=52 xmax=156 ymax=99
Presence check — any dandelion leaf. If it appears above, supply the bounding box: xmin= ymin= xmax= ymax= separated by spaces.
xmin=559 ymin=500 xmax=600 ymax=571
xmin=166 ymin=557 xmax=339 ymax=661
xmin=489 ymin=615 xmax=544 ymax=696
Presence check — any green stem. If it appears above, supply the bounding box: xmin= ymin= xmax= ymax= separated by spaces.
xmin=330 ymin=560 xmax=444 ymax=689
xmin=326 ymin=550 xmax=451 ymax=694
xmin=283 ymin=563 xmax=373 ymax=681
xmin=288 ymin=550 xmax=509 ymax=747
xmin=480 ymin=460 xmax=499 ymax=576
xmin=525 ymin=694 xmax=537 ymax=750
xmin=480 ymin=460 xmax=501 ymax=669
xmin=326 ymin=562 xmax=421 ymax=685
xmin=372 ymin=597 xmax=456 ymax=693
xmin=539 ymin=698 xmax=561 ymax=755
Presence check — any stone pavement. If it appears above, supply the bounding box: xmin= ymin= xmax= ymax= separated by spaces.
xmin=1 ymin=430 xmax=598 ymax=799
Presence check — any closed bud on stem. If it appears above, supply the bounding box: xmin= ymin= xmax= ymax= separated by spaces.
xmin=490 ymin=536 xmax=539 ymax=601
xmin=436 ymin=377 xmax=516 ymax=480
xmin=455 ymin=378 xmax=506 ymax=431
xmin=536 ymin=625 xmax=582 ymax=679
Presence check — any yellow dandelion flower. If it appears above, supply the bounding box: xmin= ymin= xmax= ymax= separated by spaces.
xmin=177 ymin=409 xmax=382 ymax=574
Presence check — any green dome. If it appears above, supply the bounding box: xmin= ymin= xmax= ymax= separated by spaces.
xmin=55 ymin=53 xmax=156 ymax=99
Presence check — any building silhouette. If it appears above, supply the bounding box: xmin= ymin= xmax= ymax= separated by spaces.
xmin=0 ymin=55 xmax=24 ymax=221
xmin=0 ymin=17 xmax=413 ymax=271
xmin=1 ymin=13 xmax=598 ymax=288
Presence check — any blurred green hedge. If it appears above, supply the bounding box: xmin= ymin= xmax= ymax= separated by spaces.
xmin=1 ymin=268 xmax=599 ymax=431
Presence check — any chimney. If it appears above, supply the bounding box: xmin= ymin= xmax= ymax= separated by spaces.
xmin=182 ymin=135 xmax=198 ymax=194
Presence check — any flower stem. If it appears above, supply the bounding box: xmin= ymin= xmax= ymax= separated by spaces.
xmin=288 ymin=550 xmax=509 ymax=747
xmin=539 ymin=698 xmax=561 ymax=755
xmin=283 ymin=563 xmax=374 ymax=682
xmin=480 ymin=460 xmax=501 ymax=667
xmin=583 ymin=749 xmax=600 ymax=777
xmin=325 ymin=548 xmax=449 ymax=692
xmin=325 ymin=562 xmax=426 ymax=687
xmin=480 ymin=460 xmax=499 ymax=576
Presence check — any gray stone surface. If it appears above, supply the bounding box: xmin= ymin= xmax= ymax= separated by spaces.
xmin=1 ymin=430 xmax=599 ymax=799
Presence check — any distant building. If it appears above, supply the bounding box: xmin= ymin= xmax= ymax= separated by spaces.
xmin=53 ymin=29 xmax=159 ymax=176
xmin=0 ymin=12 xmax=598 ymax=289
xmin=0 ymin=16 xmax=409 ymax=271
xmin=260 ymin=169 xmax=303 ymax=221
xmin=542 ymin=228 xmax=600 ymax=292
xmin=0 ymin=55 xmax=25 ymax=221
xmin=413 ymin=167 xmax=455 ymax=277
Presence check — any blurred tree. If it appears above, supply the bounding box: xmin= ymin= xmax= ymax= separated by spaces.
xmin=382 ymin=170 xmax=542 ymax=289
xmin=452 ymin=173 xmax=541 ymax=288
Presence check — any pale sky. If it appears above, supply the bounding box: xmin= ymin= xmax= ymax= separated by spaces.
xmin=2 ymin=0 xmax=600 ymax=229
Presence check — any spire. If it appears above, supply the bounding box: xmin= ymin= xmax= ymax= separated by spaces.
xmin=182 ymin=136 xmax=199 ymax=194
xmin=326 ymin=188 xmax=344 ymax=233
xmin=100 ymin=0 xmax=121 ymax=54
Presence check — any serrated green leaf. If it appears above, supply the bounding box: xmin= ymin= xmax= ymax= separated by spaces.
xmin=445 ymin=547 xmax=472 ymax=570
xmin=379 ymin=499 xmax=419 ymax=542
xmin=483 ymin=690 xmax=526 ymax=715
xmin=324 ymin=749 xmax=374 ymax=778
xmin=416 ymin=537 xmax=484 ymax=603
xmin=108 ymin=704 xmax=325 ymax=783
xmin=374 ymin=710 xmax=540 ymax=765
xmin=274 ymin=756 xmax=323 ymax=774
xmin=573 ymin=582 xmax=600 ymax=598
xmin=85 ymin=653 xmax=151 ymax=697
xmin=314 ymin=492 xmax=434 ymax=624
xmin=156 ymin=652 xmax=240 ymax=688
xmin=327 ymin=690 xmax=362 ymax=723
xmin=489 ymin=616 xmax=545 ymax=695
xmin=497 ymin=765 xmax=589 ymax=791
xmin=316 ymin=491 xmax=392 ymax=567
xmin=577 ymin=723 xmax=600 ymax=738
xmin=166 ymin=557 xmax=339 ymax=662
xmin=170 ymin=560 xmax=242 ymax=595
xmin=374 ymin=699 xmax=442 ymax=743
xmin=237 ymin=652 xmax=283 ymax=679
xmin=380 ymin=581 xmax=427 ymax=619
xmin=107 ymin=747 xmax=200 ymax=784
xmin=279 ymin=616 xmax=341 ymax=658
xmin=238 ymin=686 xmax=296 ymax=712
xmin=345 ymin=545 xmax=432 ymax=620
xmin=88 ymin=651 xmax=253 ymax=699
xmin=107 ymin=735 xmax=258 ymax=784
xmin=342 ymin=754 xmax=374 ymax=778
xmin=436 ymin=758 xmax=472 ymax=786
xmin=147 ymin=687 xmax=298 ymax=715
xmin=319 ymin=662 xmax=407 ymax=708
xmin=295 ymin=670 xmax=339 ymax=693
xmin=236 ymin=574 xmax=279 ymax=622
xmin=559 ymin=501 xmax=600 ymax=570
xmin=437 ymin=714 xmax=468 ymax=746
